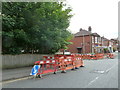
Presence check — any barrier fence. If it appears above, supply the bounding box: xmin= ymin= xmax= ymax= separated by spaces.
xmin=73 ymin=53 xmax=105 ymax=60
xmin=106 ymin=53 xmax=115 ymax=59
xmin=31 ymin=53 xmax=115 ymax=78
xmin=33 ymin=54 xmax=84 ymax=78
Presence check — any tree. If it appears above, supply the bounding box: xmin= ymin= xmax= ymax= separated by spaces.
xmin=2 ymin=2 xmax=73 ymax=54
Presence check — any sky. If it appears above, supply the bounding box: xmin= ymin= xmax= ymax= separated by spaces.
xmin=65 ymin=0 xmax=119 ymax=39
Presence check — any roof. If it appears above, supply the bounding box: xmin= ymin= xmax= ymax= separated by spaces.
xmin=74 ymin=30 xmax=91 ymax=37
xmin=74 ymin=29 xmax=100 ymax=37
xmin=91 ymin=33 xmax=100 ymax=37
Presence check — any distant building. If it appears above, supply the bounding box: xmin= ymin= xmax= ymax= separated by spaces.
xmin=102 ymin=37 xmax=119 ymax=53
xmin=64 ymin=26 xmax=103 ymax=53
xmin=102 ymin=37 xmax=113 ymax=53
xmin=60 ymin=26 xmax=118 ymax=54
xmin=110 ymin=38 xmax=119 ymax=52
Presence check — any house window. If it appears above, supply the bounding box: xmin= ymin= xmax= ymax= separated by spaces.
xmin=98 ymin=37 xmax=101 ymax=43
xmin=97 ymin=37 xmax=99 ymax=43
xmin=95 ymin=37 xmax=97 ymax=43
xmin=81 ymin=43 xmax=83 ymax=46
xmin=92 ymin=36 xmax=94 ymax=43
xmin=99 ymin=37 xmax=101 ymax=44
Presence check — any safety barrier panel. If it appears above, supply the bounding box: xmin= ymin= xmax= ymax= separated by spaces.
xmin=77 ymin=54 xmax=104 ymax=60
xmin=33 ymin=54 xmax=84 ymax=77
xmin=72 ymin=54 xmax=84 ymax=68
xmin=54 ymin=55 xmax=75 ymax=72
xmin=96 ymin=54 xmax=104 ymax=59
xmin=32 ymin=53 xmax=114 ymax=78
xmin=34 ymin=56 xmax=58 ymax=78
xmin=107 ymin=53 xmax=115 ymax=59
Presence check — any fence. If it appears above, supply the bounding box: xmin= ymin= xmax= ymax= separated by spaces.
xmin=2 ymin=54 xmax=53 ymax=69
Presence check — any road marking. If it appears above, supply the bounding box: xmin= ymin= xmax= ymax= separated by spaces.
xmin=106 ymin=62 xmax=118 ymax=73
xmin=1 ymin=71 xmax=62 ymax=85
xmin=1 ymin=61 xmax=118 ymax=86
xmin=0 ymin=76 xmax=32 ymax=85
xmin=85 ymin=76 xmax=99 ymax=87
xmin=85 ymin=62 xmax=118 ymax=88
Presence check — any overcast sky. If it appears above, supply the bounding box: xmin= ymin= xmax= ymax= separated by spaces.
xmin=65 ymin=0 xmax=118 ymax=39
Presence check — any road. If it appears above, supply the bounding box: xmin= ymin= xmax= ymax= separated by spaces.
xmin=2 ymin=53 xmax=118 ymax=88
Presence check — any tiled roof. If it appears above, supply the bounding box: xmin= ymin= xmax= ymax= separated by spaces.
xmin=74 ymin=30 xmax=100 ymax=37
xmin=103 ymin=37 xmax=109 ymax=41
xmin=91 ymin=33 xmax=100 ymax=37
xmin=74 ymin=30 xmax=91 ymax=36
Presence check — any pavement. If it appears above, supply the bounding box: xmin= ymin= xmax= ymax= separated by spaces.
xmin=2 ymin=66 xmax=33 ymax=81
xmin=2 ymin=53 xmax=118 ymax=88
xmin=1 ymin=52 xmax=118 ymax=83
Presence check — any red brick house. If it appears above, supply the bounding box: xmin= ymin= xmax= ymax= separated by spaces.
xmin=110 ymin=38 xmax=119 ymax=52
xmin=101 ymin=37 xmax=112 ymax=53
xmin=60 ymin=26 xmax=117 ymax=54
xmin=65 ymin=26 xmax=104 ymax=54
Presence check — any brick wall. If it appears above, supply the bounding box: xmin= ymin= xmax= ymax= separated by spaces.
xmin=67 ymin=35 xmax=92 ymax=53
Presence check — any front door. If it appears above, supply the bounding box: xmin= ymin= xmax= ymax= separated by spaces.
xmin=77 ymin=48 xmax=82 ymax=53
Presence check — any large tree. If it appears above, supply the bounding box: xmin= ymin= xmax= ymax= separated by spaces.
xmin=2 ymin=2 xmax=73 ymax=54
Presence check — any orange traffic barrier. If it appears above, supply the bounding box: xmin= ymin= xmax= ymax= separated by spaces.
xmin=73 ymin=54 xmax=84 ymax=68
xmin=78 ymin=53 xmax=104 ymax=60
xmin=33 ymin=54 xmax=85 ymax=78
xmin=52 ymin=54 xmax=84 ymax=72
xmin=54 ymin=55 xmax=75 ymax=72
xmin=34 ymin=56 xmax=59 ymax=78
xmin=107 ymin=53 xmax=115 ymax=59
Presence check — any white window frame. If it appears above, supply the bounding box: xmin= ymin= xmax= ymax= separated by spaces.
xmin=95 ymin=37 xmax=97 ymax=43
xmin=92 ymin=36 xmax=94 ymax=43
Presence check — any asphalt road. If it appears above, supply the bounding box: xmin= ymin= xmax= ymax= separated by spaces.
xmin=2 ymin=53 xmax=118 ymax=88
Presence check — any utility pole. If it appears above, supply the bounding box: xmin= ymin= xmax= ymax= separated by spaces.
xmin=90 ymin=34 xmax=92 ymax=53
xmin=83 ymin=34 xmax=85 ymax=54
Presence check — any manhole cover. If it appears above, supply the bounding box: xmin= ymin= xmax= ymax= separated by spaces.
xmin=90 ymin=70 xmax=108 ymax=74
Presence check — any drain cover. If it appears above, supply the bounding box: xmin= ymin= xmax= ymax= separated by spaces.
xmin=90 ymin=70 xmax=107 ymax=74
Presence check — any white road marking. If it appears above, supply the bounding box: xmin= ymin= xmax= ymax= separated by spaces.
xmin=1 ymin=60 xmax=118 ymax=86
xmin=85 ymin=76 xmax=99 ymax=87
xmin=85 ymin=62 xmax=118 ymax=88
xmin=106 ymin=63 xmax=118 ymax=72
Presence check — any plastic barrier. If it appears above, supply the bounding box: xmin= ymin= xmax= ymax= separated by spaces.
xmin=78 ymin=53 xmax=104 ymax=60
xmin=72 ymin=54 xmax=84 ymax=67
xmin=34 ymin=56 xmax=58 ymax=78
xmin=63 ymin=55 xmax=75 ymax=70
xmin=89 ymin=55 xmax=97 ymax=60
xmin=33 ymin=54 xmax=84 ymax=78
xmin=107 ymin=53 xmax=115 ymax=59
xmin=54 ymin=55 xmax=75 ymax=73
xmin=51 ymin=54 xmax=84 ymax=72
xmin=96 ymin=54 xmax=104 ymax=59
xmin=89 ymin=54 xmax=104 ymax=60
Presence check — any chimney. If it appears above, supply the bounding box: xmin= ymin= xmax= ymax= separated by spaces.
xmin=88 ymin=26 xmax=92 ymax=32
xmin=80 ymin=28 xmax=82 ymax=32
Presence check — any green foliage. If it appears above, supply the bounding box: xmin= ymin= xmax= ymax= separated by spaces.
xmin=2 ymin=2 xmax=73 ymax=54
xmin=103 ymin=48 xmax=109 ymax=53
